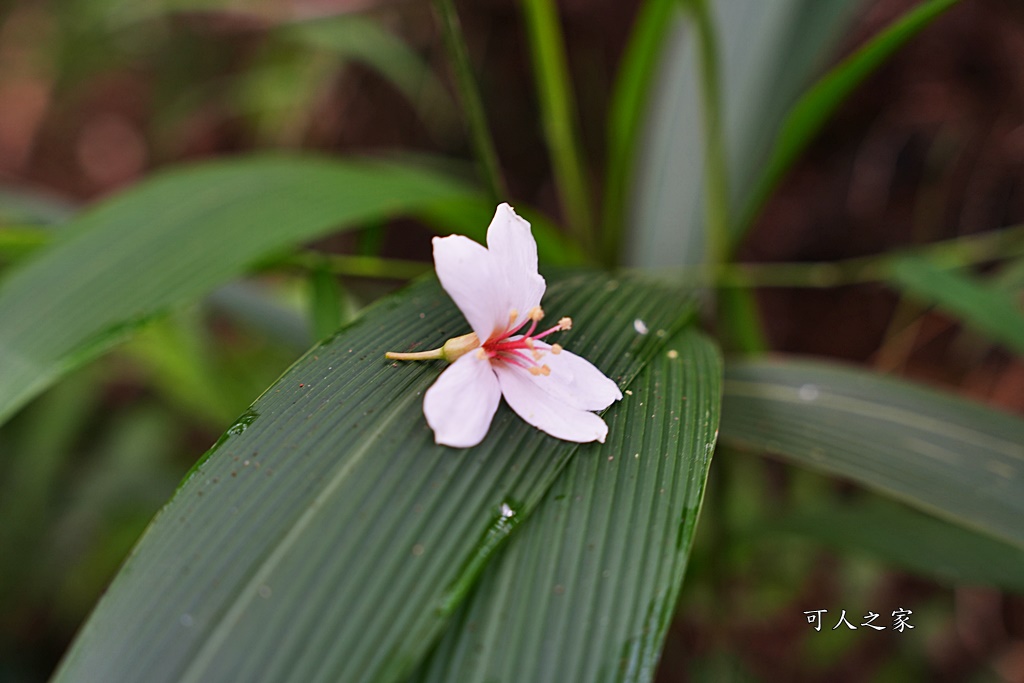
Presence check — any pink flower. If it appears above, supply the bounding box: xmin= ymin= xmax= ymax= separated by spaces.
xmin=389 ymin=203 xmax=622 ymax=448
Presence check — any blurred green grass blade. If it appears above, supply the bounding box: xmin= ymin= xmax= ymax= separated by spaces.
xmin=601 ymin=0 xmax=678 ymax=263
xmin=993 ymin=256 xmax=1024 ymax=291
xmin=308 ymin=267 xmax=344 ymax=341
xmin=0 ymin=366 xmax=99 ymax=607
xmin=626 ymin=0 xmax=859 ymax=267
xmin=887 ymin=255 xmax=1024 ymax=355
xmin=435 ymin=0 xmax=507 ymax=201
xmin=0 ymin=226 xmax=52 ymax=265
xmin=0 ymin=154 xmax=474 ymax=427
xmin=521 ymin=0 xmax=595 ymax=253
xmin=0 ymin=186 xmax=76 ymax=225
xmin=720 ymin=357 xmax=1024 ymax=548
xmin=736 ymin=0 xmax=960 ymax=241
xmin=282 ymin=14 xmax=453 ymax=126
xmin=766 ymin=498 xmax=1024 ymax=594
xmin=717 ymin=288 xmax=768 ymax=353
xmin=205 ymin=281 xmax=313 ymax=354
xmin=52 ymin=272 xmax=696 ymax=683
xmin=412 ymin=328 xmax=722 ymax=683
xmin=123 ymin=314 xmax=241 ymax=426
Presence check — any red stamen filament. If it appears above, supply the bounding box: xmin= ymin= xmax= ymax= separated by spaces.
xmin=484 ymin=312 xmax=571 ymax=373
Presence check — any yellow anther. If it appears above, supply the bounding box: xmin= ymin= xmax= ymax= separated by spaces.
xmin=558 ymin=317 xmax=573 ymax=330
xmin=524 ymin=337 xmax=535 ymax=348
xmin=476 ymin=348 xmax=487 ymax=360
xmin=551 ymin=343 xmax=563 ymax=354
xmin=540 ymin=365 xmax=551 ymax=376
xmin=508 ymin=309 xmax=518 ymax=323
xmin=529 ymin=366 xmax=543 ymax=376
xmin=531 ymin=350 xmax=542 ymax=360
xmin=528 ymin=306 xmax=545 ymax=321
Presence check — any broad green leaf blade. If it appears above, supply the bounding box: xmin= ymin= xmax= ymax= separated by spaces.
xmin=52 ymin=272 xmax=696 ymax=683
xmin=737 ymin=0 xmax=960 ymax=237
xmin=626 ymin=0 xmax=859 ymax=267
xmin=720 ymin=357 xmax=1024 ymax=548
xmin=0 ymin=155 xmax=473 ymax=426
xmin=765 ymin=498 xmax=1024 ymax=594
xmin=412 ymin=328 xmax=722 ymax=683
xmin=887 ymin=255 xmax=1024 ymax=355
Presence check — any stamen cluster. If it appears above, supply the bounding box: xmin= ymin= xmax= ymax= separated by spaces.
xmin=476 ymin=306 xmax=571 ymax=376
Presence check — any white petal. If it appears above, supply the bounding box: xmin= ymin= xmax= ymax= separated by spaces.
xmin=433 ymin=234 xmax=508 ymax=342
xmin=424 ymin=353 xmax=501 ymax=448
xmin=485 ymin=204 xmax=546 ymax=333
xmin=530 ymin=343 xmax=623 ymax=411
xmin=493 ymin=363 xmax=610 ymax=443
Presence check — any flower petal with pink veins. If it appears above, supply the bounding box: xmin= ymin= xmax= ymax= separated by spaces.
xmin=432 ymin=234 xmax=507 ymax=342
xmin=530 ymin=342 xmax=623 ymax=411
xmin=485 ymin=204 xmax=546 ymax=333
xmin=493 ymin=363 xmax=610 ymax=443
xmin=424 ymin=353 xmax=501 ymax=448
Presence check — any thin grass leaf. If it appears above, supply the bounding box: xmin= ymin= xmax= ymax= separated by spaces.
xmin=735 ymin=0 xmax=960 ymax=242
xmin=720 ymin=357 xmax=1024 ymax=549
xmin=308 ymin=267 xmax=344 ymax=342
xmin=52 ymin=272 xmax=696 ymax=683
xmin=887 ymin=255 xmax=1024 ymax=355
xmin=282 ymin=13 xmax=453 ymax=131
xmin=521 ymin=0 xmax=595 ymax=253
xmin=412 ymin=328 xmax=722 ymax=683
xmin=435 ymin=0 xmax=507 ymax=201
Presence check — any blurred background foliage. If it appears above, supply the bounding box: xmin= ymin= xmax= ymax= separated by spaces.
xmin=1 ymin=0 xmax=1023 ymax=681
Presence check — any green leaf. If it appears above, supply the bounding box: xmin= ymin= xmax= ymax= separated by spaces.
xmin=412 ymin=328 xmax=722 ymax=682
xmin=765 ymin=498 xmax=1024 ymax=594
xmin=0 ymin=225 xmax=51 ymax=264
xmin=52 ymin=272 xmax=696 ymax=683
xmin=0 ymin=186 xmax=76 ymax=225
xmin=0 ymin=154 xmax=474 ymax=426
xmin=736 ymin=0 xmax=960 ymax=239
xmin=281 ymin=14 xmax=453 ymax=126
xmin=720 ymin=357 xmax=1024 ymax=549
xmin=521 ymin=0 xmax=595 ymax=252
xmin=601 ymin=0 xmax=678 ymax=263
xmin=887 ymin=255 xmax=1024 ymax=355
xmin=626 ymin=0 xmax=860 ymax=267
xmin=308 ymin=267 xmax=344 ymax=341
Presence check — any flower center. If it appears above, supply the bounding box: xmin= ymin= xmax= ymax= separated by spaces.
xmin=475 ymin=306 xmax=571 ymax=375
